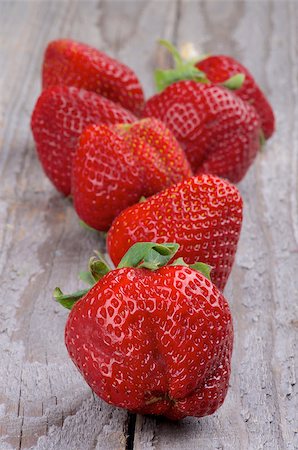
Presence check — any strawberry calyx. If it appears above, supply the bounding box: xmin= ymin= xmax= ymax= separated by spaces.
xmin=170 ymin=256 xmax=212 ymax=280
xmin=155 ymin=39 xmax=245 ymax=92
xmin=54 ymin=251 xmax=111 ymax=310
xmin=117 ymin=242 xmax=179 ymax=270
xmin=86 ymin=252 xmax=111 ymax=282
xmin=221 ymin=73 xmax=245 ymax=90
xmin=54 ymin=242 xmax=212 ymax=310
xmin=155 ymin=40 xmax=207 ymax=92
xmin=53 ymin=287 xmax=90 ymax=310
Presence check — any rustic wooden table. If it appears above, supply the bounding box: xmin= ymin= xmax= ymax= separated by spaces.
xmin=1 ymin=1 xmax=297 ymax=449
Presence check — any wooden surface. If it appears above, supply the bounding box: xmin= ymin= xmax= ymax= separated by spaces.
xmin=0 ymin=1 xmax=297 ymax=449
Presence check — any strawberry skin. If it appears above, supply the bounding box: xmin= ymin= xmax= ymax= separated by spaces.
xmin=196 ymin=55 xmax=275 ymax=139
xmin=115 ymin=118 xmax=192 ymax=194
xmin=72 ymin=119 xmax=191 ymax=231
xmin=31 ymin=86 xmax=136 ymax=195
xmin=42 ymin=39 xmax=145 ymax=116
xmin=65 ymin=265 xmax=233 ymax=420
xmin=142 ymin=80 xmax=261 ymax=183
xmin=72 ymin=125 xmax=143 ymax=231
xmin=108 ymin=175 xmax=243 ymax=291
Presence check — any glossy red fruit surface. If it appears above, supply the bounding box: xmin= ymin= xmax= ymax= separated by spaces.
xmin=142 ymin=81 xmax=261 ymax=183
xmin=108 ymin=175 xmax=243 ymax=291
xmin=65 ymin=265 xmax=233 ymax=420
xmin=196 ymin=55 xmax=275 ymax=139
xmin=114 ymin=118 xmax=192 ymax=194
xmin=42 ymin=39 xmax=145 ymax=116
xmin=31 ymin=86 xmax=136 ymax=195
xmin=72 ymin=125 xmax=143 ymax=231
xmin=72 ymin=119 xmax=191 ymax=231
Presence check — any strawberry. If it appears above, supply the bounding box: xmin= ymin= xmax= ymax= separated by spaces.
xmin=108 ymin=175 xmax=243 ymax=291
xmin=31 ymin=85 xmax=136 ymax=195
xmin=154 ymin=40 xmax=275 ymax=139
xmin=72 ymin=125 xmax=143 ymax=231
xmin=114 ymin=118 xmax=192 ymax=194
xmin=196 ymin=55 xmax=275 ymax=139
xmin=72 ymin=119 xmax=192 ymax=231
xmin=54 ymin=242 xmax=233 ymax=420
xmin=42 ymin=39 xmax=145 ymax=116
xmin=143 ymin=80 xmax=261 ymax=183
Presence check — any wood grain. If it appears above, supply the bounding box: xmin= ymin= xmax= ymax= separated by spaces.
xmin=0 ymin=1 xmax=297 ymax=449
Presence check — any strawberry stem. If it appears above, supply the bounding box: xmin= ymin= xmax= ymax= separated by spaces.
xmin=155 ymin=39 xmax=207 ymax=92
xmin=158 ymin=39 xmax=184 ymax=68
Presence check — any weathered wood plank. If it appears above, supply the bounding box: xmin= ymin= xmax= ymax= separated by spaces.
xmin=133 ymin=1 xmax=298 ymax=449
xmin=0 ymin=1 xmax=297 ymax=450
xmin=0 ymin=1 xmax=181 ymax=449
xmin=0 ymin=1 xmax=129 ymax=449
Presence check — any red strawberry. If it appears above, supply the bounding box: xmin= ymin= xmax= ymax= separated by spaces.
xmin=154 ymin=40 xmax=275 ymax=139
xmin=55 ymin=242 xmax=233 ymax=420
xmin=142 ymin=80 xmax=261 ymax=183
xmin=72 ymin=125 xmax=143 ymax=231
xmin=72 ymin=119 xmax=192 ymax=231
xmin=108 ymin=175 xmax=243 ymax=291
xmin=31 ymin=86 xmax=136 ymax=195
xmin=196 ymin=55 xmax=275 ymax=139
xmin=114 ymin=118 xmax=192 ymax=194
xmin=42 ymin=39 xmax=145 ymax=116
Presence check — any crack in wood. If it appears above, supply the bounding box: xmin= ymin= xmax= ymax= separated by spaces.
xmin=17 ymin=368 xmax=23 ymax=418
xmin=17 ymin=368 xmax=24 ymax=450
xmin=18 ymin=415 xmax=24 ymax=450
xmin=125 ymin=412 xmax=137 ymax=450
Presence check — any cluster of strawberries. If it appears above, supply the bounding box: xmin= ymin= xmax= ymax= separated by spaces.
xmin=31 ymin=39 xmax=274 ymax=421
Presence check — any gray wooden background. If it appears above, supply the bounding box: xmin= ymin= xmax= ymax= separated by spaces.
xmin=0 ymin=1 xmax=297 ymax=449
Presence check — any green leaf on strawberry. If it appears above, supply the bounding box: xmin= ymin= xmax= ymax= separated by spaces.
xmin=155 ymin=39 xmax=245 ymax=92
xmin=117 ymin=242 xmax=179 ymax=270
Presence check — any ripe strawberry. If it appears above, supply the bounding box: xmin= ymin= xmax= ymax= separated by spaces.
xmin=154 ymin=40 xmax=275 ymax=139
xmin=72 ymin=119 xmax=192 ymax=231
xmin=31 ymin=85 xmax=136 ymax=195
xmin=114 ymin=118 xmax=192 ymax=194
xmin=108 ymin=175 xmax=243 ymax=291
xmin=55 ymin=242 xmax=233 ymax=420
xmin=143 ymin=80 xmax=261 ymax=183
xmin=72 ymin=125 xmax=143 ymax=231
xmin=196 ymin=55 xmax=275 ymax=139
xmin=42 ymin=39 xmax=145 ymax=116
